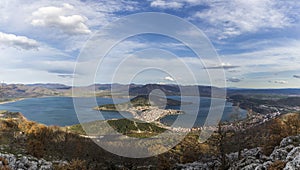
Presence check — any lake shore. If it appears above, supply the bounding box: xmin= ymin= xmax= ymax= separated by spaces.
xmin=0 ymin=98 xmax=25 ymax=105
xmin=0 ymin=96 xmax=249 ymax=127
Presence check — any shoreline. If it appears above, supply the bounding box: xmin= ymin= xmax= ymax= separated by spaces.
xmin=0 ymin=96 xmax=251 ymax=129
xmin=0 ymin=98 xmax=25 ymax=105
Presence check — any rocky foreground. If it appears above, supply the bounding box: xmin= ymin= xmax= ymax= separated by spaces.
xmin=0 ymin=153 xmax=55 ymax=170
xmin=0 ymin=135 xmax=300 ymax=170
xmin=177 ymin=134 xmax=300 ymax=170
xmin=1 ymin=135 xmax=299 ymax=170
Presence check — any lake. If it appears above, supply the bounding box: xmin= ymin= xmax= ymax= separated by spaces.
xmin=0 ymin=96 xmax=247 ymax=127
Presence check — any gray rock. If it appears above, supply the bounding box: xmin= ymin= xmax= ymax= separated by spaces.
xmin=0 ymin=152 xmax=54 ymax=170
xmin=284 ymin=155 xmax=300 ymax=170
xmin=254 ymin=161 xmax=272 ymax=170
xmin=280 ymin=135 xmax=300 ymax=148
xmin=176 ymin=162 xmax=210 ymax=170
xmin=270 ymin=145 xmax=294 ymax=161
xmin=286 ymin=147 xmax=300 ymax=161
xmin=28 ymin=162 xmax=38 ymax=170
xmin=241 ymin=163 xmax=260 ymax=170
xmin=17 ymin=162 xmax=25 ymax=169
xmin=261 ymin=161 xmax=272 ymax=169
xmin=205 ymin=159 xmax=221 ymax=169
xmin=20 ymin=156 xmax=28 ymax=165
xmin=241 ymin=148 xmax=263 ymax=159
xmin=39 ymin=164 xmax=52 ymax=170
xmin=227 ymin=152 xmax=239 ymax=163
xmin=238 ymin=157 xmax=262 ymax=168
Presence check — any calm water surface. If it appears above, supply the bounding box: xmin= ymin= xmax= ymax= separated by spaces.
xmin=0 ymin=96 xmax=247 ymax=127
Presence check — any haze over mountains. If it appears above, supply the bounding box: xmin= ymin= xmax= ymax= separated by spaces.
xmin=1 ymin=83 xmax=300 ymax=99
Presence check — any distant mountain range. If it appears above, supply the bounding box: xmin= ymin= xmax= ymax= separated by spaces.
xmin=26 ymin=83 xmax=72 ymax=90
xmin=227 ymin=88 xmax=300 ymax=96
xmin=0 ymin=83 xmax=299 ymax=99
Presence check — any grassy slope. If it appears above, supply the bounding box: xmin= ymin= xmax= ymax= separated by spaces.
xmin=68 ymin=119 xmax=166 ymax=138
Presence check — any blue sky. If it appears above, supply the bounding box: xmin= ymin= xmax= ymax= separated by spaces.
xmin=0 ymin=0 xmax=300 ymax=88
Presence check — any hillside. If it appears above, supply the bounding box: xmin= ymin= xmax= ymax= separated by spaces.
xmin=0 ymin=84 xmax=64 ymax=99
xmin=228 ymin=95 xmax=300 ymax=114
xmin=69 ymin=118 xmax=166 ymax=138
xmin=0 ymin=111 xmax=160 ymax=169
xmin=0 ymin=111 xmax=299 ymax=169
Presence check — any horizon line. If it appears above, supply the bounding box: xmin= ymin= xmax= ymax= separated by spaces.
xmin=1 ymin=82 xmax=300 ymax=90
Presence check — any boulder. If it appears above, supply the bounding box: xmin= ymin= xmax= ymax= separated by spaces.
xmin=176 ymin=162 xmax=209 ymax=170
xmin=284 ymin=155 xmax=300 ymax=170
xmin=280 ymin=135 xmax=300 ymax=148
xmin=241 ymin=163 xmax=260 ymax=170
xmin=270 ymin=145 xmax=294 ymax=161
xmin=0 ymin=152 xmax=53 ymax=170
xmin=177 ymin=135 xmax=300 ymax=169
xmin=286 ymin=147 xmax=300 ymax=161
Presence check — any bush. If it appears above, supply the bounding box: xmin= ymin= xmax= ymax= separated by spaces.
xmin=0 ymin=157 xmax=10 ymax=170
xmin=261 ymin=119 xmax=287 ymax=155
xmin=55 ymin=159 xmax=87 ymax=170
xmin=268 ymin=160 xmax=286 ymax=170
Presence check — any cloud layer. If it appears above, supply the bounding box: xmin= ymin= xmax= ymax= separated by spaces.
xmin=31 ymin=3 xmax=91 ymax=34
xmin=150 ymin=0 xmax=183 ymax=9
xmin=195 ymin=0 xmax=295 ymax=39
xmin=0 ymin=0 xmax=299 ymax=88
xmin=269 ymin=80 xmax=288 ymax=84
xmin=0 ymin=32 xmax=39 ymax=50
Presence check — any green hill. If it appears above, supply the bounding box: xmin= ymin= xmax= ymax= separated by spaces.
xmin=68 ymin=118 xmax=166 ymax=138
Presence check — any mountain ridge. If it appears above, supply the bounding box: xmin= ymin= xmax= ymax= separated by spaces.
xmin=1 ymin=83 xmax=300 ymax=100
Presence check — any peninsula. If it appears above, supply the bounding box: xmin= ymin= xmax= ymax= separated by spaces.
xmin=93 ymin=95 xmax=187 ymax=122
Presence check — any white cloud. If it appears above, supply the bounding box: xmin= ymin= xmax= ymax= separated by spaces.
xmin=270 ymin=80 xmax=288 ymax=84
xmin=227 ymin=77 xmax=241 ymax=83
xmin=164 ymin=76 xmax=175 ymax=82
xmin=0 ymin=42 xmax=73 ymax=73
xmin=216 ymin=39 xmax=300 ymax=88
xmin=0 ymin=32 xmax=39 ymax=50
xmin=31 ymin=3 xmax=91 ymax=35
xmin=223 ymin=40 xmax=300 ymax=72
xmin=0 ymin=0 xmax=298 ymax=88
xmin=150 ymin=0 xmax=183 ymax=9
xmin=194 ymin=0 xmax=298 ymax=39
xmin=0 ymin=68 xmax=73 ymax=85
xmin=204 ymin=62 xmax=239 ymax=70
xmin=150 ymin=0 xmax=208 ymax=9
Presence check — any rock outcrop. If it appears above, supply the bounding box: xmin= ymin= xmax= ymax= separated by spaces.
xmin=0 ymin=153 xmax=53 ymax=170
xmin=177 ymin=134 xmax=300 ymax=170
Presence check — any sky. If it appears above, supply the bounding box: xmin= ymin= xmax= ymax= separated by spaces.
xmin=0 ymin=0 xmax=300 ymax=88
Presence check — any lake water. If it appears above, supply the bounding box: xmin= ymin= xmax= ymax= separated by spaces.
xmin=0 ymin=97 xmax=247 ymax=127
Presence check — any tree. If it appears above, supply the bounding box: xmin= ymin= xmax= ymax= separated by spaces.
xmin=229 ymin=104 xmax=244 ymax=159
xmin=214 ymin=123 xmax=228 ymax=170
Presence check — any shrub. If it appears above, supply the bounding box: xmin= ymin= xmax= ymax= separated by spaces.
xmin=54 ymin=159 xmax=87 ymax=170
xmin=268 ymin=160 xmax=286 ymax=170
xmin=0 ymin=157 xmax=10 ymax=170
